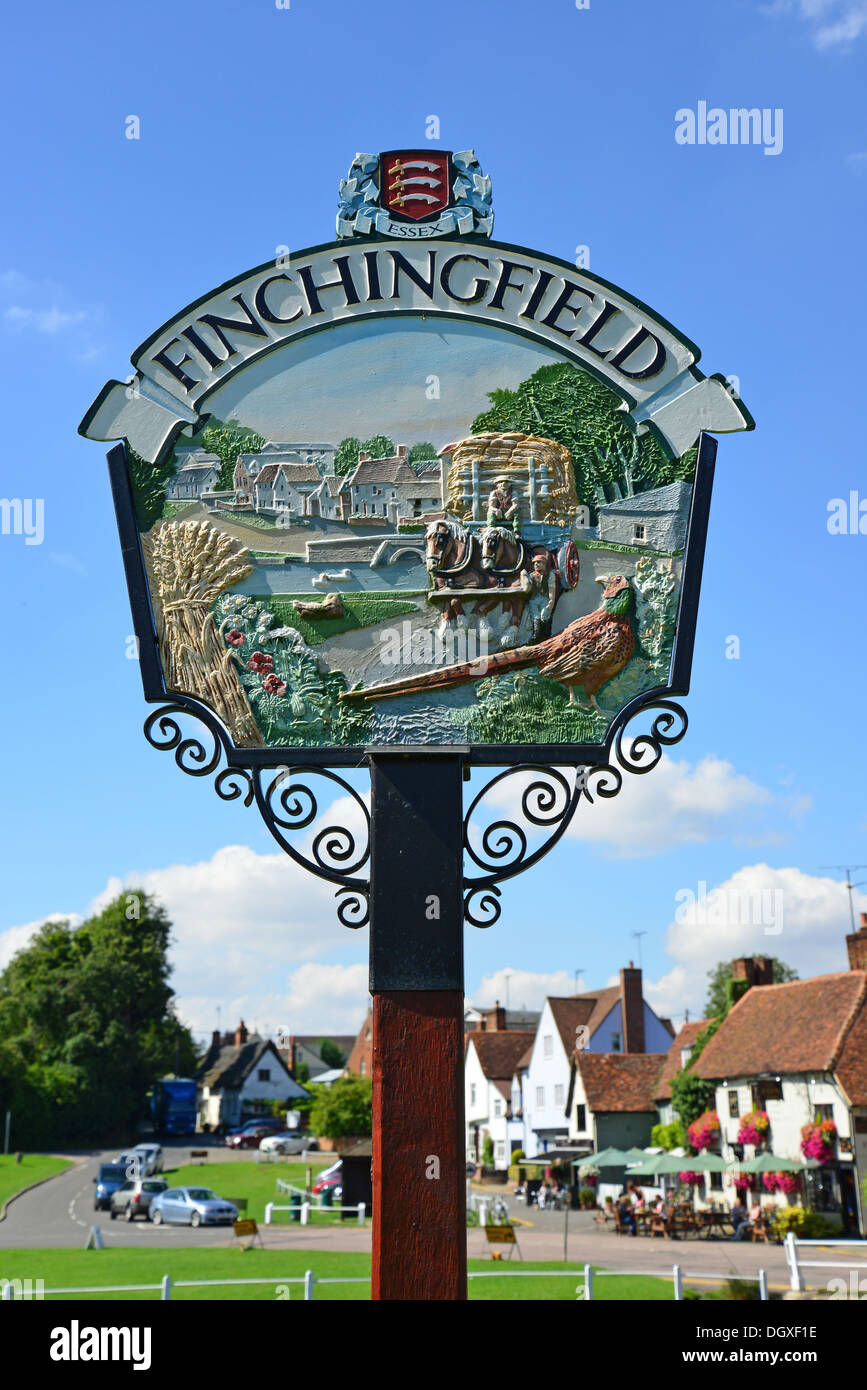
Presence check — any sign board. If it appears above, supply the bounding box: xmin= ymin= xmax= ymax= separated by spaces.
xmin=232 ymin=1218 xmax=259 ymax=1238
xmin=80 ymin=149 xmax=752 ymax=765
xmin=485 ymin=1223 xmax=517 ymax=1243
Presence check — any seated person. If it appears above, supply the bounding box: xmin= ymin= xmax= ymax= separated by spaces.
xmin=616 ymin=1193 xmax=637 ymax=1236
xmin=729 ymin=1198 xmax=750 ymax=1240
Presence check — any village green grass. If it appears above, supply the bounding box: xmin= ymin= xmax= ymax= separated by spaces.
xmin=0 ymin=1249 xmax=678 ymax=1301
xmin=258 ymin=594 xmax=421 ymax=646
xmin=160 ymin=1160 xmax=341 ymax=1226
xmin=0 ymin=1155 xmax=73 ymax=1210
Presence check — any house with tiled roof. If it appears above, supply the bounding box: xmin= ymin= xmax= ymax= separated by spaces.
xmin=252 ymin=460 xmax=323 ymax=514
xmin=690 ymin=932 xmax=867 ymax=1233
xmin=310 ymin=473 xmax=346 ymax=520
xmin=567 ymin=1052 xmax=666 ymax=1155
xmin=347 ymin=447 xmax=442 ymax=522
xmin=166 ymin=450 xmax=221 ymax=502
xmin=196 ymin=1020 xmax=309 ymax=1130
xmin=465 ymin=1028 xmax=535 ymax=1170
xmin=519 ymin=965 xmax=674 ymax=1158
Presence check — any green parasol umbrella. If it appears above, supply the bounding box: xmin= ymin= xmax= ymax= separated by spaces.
xmin=686 ymin=1152 xmax=730 ymax=1172
xmin=572 ymin=1147 xmax=630 ymax=1167
xmin=734 ymin=1153 xmax=816 ymax=1173
xmin=625 ymin=1152 xmax=684 ymax=1177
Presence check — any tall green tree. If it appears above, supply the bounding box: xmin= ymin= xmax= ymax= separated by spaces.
xmin=704 ymin=958 xmax=798 ymax=1020
xmin=361 ymin=434 xmax=395 ymax=459
xmin=0 ymin=892 xmax=196 ymax=1147
xmin=197 ymin=418 xmax=266 ymax=491
xmin=308 ymin=1076 xmax=372 ymax=1139
xmin=472 ymin=362 xmax=695 ymax=514
xmin=334 ymin=437 xmax=360 ymax=477
xmin=318 ymin=1038 xmax=347 ymax=1070
xmin=408 ymin=442 xmax=438 ymax=468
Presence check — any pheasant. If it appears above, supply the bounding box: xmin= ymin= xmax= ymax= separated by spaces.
xmin=342 ymin=575 xmax=635 ymax=710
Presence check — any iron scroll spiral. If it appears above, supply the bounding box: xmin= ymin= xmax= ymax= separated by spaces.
xmin=144 ymin=696 xmax=687 ymax=930
xmin=462 ymin=699 xmax=688 ymax=926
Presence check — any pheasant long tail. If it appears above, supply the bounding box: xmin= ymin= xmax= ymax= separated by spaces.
xmin=340 ymin=642 xmax=540 ymax=703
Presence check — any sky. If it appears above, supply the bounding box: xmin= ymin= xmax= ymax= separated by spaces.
xmin=1 ymin=0 xmax=866 ymax=1049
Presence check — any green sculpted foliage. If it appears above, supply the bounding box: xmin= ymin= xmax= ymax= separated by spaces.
xmin=127 ymin=444 xmax=177 ymax=530
xmin=214 ymin=594 xmax=372 ymax=746
xmin=335 ymin=437 xmax=360 ymax=476
xmin=472 ymin=363 xmax=696 ymax=515
xmin=197 ymin=418 xmax=266 ymax=491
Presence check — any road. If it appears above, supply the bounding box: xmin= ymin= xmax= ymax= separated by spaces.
xmin=0 ymin=1138 xmax=327 ymax=1250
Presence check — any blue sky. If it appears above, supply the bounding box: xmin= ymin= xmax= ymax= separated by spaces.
xmin=1 ymin=0 xmax=866 ymax=1045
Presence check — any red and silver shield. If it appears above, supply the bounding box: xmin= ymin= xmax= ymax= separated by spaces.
xmin=380 ymin=150 xmax=452 ymax=222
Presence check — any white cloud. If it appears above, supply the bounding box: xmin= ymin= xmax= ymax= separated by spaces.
xmin=177 ymin=963 xmax=369 ymax=1040
xmin=0 ymin=268 xmax=101 ymax=358
xmin=0 ymin=913 xmax=82 ymax=970
xmin=641 ymin=864 xmax=867 ymax=1025
xmin=86 ymin=843 xmax=367 ymax=1039
xmin=472 ymin=967 xmax=577 ymax=1012
xmin=479 ymin=755 xmax=779 ymax=858
xmin=762 ymin=0 xmax=867 ymax=47
xmin=4 ymin=305 xmax=87 ymax=334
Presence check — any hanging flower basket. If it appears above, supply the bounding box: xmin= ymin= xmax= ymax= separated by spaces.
xmin=679 ymin=1170 xmax=701 ymax=1186
xmin=733 ymin=1173 xmax=754 ymax=1194
xmin=762 ymin=1172 xmax=779 ymax=1193
xmin=800 ymin=1119 xmax=836 ymax=1164
xmin=687 ymin=1110 xmax=721 ymax=1152
xmin=737 ymin=1110 xmax=770 ymax=1147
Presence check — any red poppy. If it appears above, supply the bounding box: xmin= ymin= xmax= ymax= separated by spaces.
xmin=248 ymin=650 xmax=274 ymax=674
xmin=225 ymin=629 xmax=245 ymax=647
xmin=262 ymin=674 xmax=287 ymax=696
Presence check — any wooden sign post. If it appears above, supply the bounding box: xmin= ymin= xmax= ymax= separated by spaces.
xmin=370 ymin=755 xmax=466 ymax=1299
xmin=81 ymin=143 xmax=752 ymax=1303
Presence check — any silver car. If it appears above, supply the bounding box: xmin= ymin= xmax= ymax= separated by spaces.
xmin=110 ymin=1178 xmax=168 ymax=1221
xmin=132 ymin=1143 xmax=164 ymax=1175
xmin=149 ymin=1187 xmax=238 ymax=1228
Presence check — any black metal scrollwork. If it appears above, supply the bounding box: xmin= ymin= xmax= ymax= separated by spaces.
xmin=145 ymin=695 xmax=687 ymax=931
xmin=143 ymin=704 xmax=369 ymax=926
xmin=462 ymin=699 xmax=688 ymax=926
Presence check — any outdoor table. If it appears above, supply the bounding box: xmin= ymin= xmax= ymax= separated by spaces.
xmin=696 ymin=1210 xmax=735 ymax=1239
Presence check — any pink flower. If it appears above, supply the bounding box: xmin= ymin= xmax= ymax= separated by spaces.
xmin=262 ymin=674 xmax=287 ymax=696
xmin=248 ymin=650 xmax=274 ymax=674
xmin=225 ymin=629 xmax=245 ymax=647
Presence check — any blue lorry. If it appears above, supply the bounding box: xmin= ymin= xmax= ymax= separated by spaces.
xmin=150 ymin=1077 xmax=198 ymax=1136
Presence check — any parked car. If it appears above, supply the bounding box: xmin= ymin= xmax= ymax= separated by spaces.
xmin=110 ymin=1178 xmax=168 ymax=1222
xmin=225 ymin=1122 xmax=281 ymax=1149
xmin=93 ymin=1162 xmax=129 ymax=1211
xmin=132 ymin=1143 xmax=164 ymax=1175
xmin=312 ymin=1161 xmax=342 ymax=1200
xmin=149 ymin=1187 xmax=239 ymax=1227
xmin=259 ymin=1133 xmax=317 ymax=1156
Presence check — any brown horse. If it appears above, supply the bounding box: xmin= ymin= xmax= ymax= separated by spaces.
xmin=480 ymin=526 xmax=562 ymax=642
xmin=424 ymin=519 xmax=525 ymax=642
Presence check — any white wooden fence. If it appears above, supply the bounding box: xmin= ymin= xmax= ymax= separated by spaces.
xmin=784 ymin=1232 xmax=867 ymax=1292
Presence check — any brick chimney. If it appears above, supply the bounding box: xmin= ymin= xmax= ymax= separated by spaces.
xmin=397 ymin=445 xmax=408 ymax=460
xmin=480 ymin=1001 xmax=506 ymax=1032
xmin=234 ymin=1019 xmax=248 ymax=1047
xmin=211 ymin=1029 xmax=221 ymax=1050
xmin=620 ymin=962 xmax=645 ymax=1053
xmin=846 ymin=912 xmax=867 ymax=971
xmin=731 ymin=957 xmax=774 ymax=988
